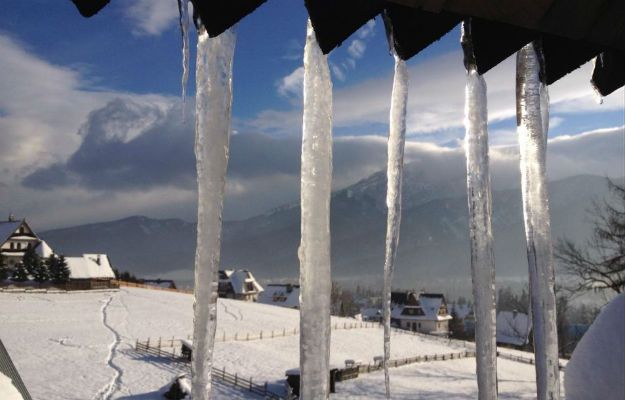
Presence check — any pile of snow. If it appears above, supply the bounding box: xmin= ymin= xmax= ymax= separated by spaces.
xmin=565 ymin=294 xmax=624 ymax=400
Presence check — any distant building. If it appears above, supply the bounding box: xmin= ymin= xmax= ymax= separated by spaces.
xmin=258 ymin=283 xmax=300 ymax=309
xmin=0 ymin=217 xmax=43 ymax=267
xmin=217 ymin=269 xmax=263 ymax=301
xmin=391 ymin=291 xmax=452 ymax=336
xmin=65 ymin=254 xmax=117 ymax=290
xmin=496 ymin=310 xmax=532 ymax=347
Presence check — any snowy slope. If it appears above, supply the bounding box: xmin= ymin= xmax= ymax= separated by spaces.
xmin=0 ymin=288 xmax=555 ymax=399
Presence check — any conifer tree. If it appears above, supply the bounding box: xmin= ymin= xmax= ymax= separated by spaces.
xmin=32 ymin=258 xmax=49 ymax=284
xmin=22 ymin=247 xmax=40 ymax=276
xmin=12 ymin=262 xmax=29 ymax=282
xmin=0 ymin=254 xmax=8 ymax=281
xmin=47 ymin=254 xmax=71 ymax=283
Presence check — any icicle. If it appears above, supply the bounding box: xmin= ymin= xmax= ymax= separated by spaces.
xmin=382 ymin=53 xmax=408 ymax=399
xmin=191 ymin=25 xmax=236 ymax=400
xmin=462 ymin=21 xmax=498 ymax=400
xmin=516 ymin=42 xmax=561 ymax=400
xmin=177 ymin=0 xmax=190 ymax=116
xmin=464 ymin=67 xmax=498 ymax=400
xmin=299 ymin=19 xmax=333 ymax=400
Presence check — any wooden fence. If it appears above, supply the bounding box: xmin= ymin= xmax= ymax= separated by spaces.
xmin=353 ymin=350 xmax=476 ymax=377
xmin=114 ymin=280 xmax=194 ymax=294
xmin=135 ymin=339 xmax=284 ymax=399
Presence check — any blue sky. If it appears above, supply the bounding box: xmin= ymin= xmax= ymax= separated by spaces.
xmin=0 ymin=0 xmax=623 ymax=229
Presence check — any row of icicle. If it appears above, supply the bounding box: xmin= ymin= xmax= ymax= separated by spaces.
xmin=179 ymin=3 xmax=562 ymax=397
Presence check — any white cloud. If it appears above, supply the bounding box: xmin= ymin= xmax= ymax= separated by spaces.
xmin=347 ymin=39 xmax=366 ymax=59
xmin=357 ymin=20 xmax=377 ymax=40
xmin=250 ymin=50 xmax=624 ymax=137
xmin=124 ymin=0 xmax=179 ymax=36
xmin=276 ymin=66 xmax=304 ymax=98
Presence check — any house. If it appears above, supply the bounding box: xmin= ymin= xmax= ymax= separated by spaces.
xmin=258 ymin=284 xmax=300 ymax=309
xmin=496 ymin=310 xmax=532 ymax=348
xmin=0 ymin=338 xmax=33 ymax=400
xmin=0 ymin=217 xmax=43 ymax=268
xmin=390 ymin=291 xmax=452 ymax=336
xmin=65 ymin=254 xmax=117 ymax=290
xmin=217 ymin=269 xmax=263 ymax=301
xmin=359 ymin=307 xmax=383 ymax=323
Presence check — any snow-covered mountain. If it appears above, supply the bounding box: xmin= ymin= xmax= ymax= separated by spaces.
xmin=40 ymin=172 xmax=619 ymax=287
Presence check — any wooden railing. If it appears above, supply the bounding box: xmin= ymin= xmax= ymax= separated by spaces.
xmin=135 ymin=339 xmax=284 ymax=399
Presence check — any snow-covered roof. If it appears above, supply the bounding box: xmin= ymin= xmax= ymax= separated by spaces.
xmin=360 ymin=308 xmax=382 ymax=319
xmin=66 ymin=254 xmax=115 ymax=280
xmin=496 ymin=311 xmax=532 ymax=346
xmin=228 ymin=269 xmax=263 ymax=295
xmin=0 ymin=221 xmax=24 ymax=245
xmin=391 ymin=293 xmax=451 ymax=321
xmin=258 ymin=284 xmax=300 ymax=308
xmin=34 ymin=241 xmax=54 ymax=258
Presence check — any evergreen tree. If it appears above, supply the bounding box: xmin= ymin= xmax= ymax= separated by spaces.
xmin=22 ymin=247 xmax=40 ymax=276
xmin=48 ymin=255 xmax=71 ymax=283
xmin=11 ymin=262 xmax=29 ymax=282
xmin=0 ymin=254 xmax=8 ymax=281
xmin=32 ymin=258 xmax=49 ymax=283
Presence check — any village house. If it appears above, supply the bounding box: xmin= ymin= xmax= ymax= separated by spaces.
xmin=258 ymin=283 xmax=300 ymax=309
xmin=0 ymin=216 xmax=117 ymax=289
xmin=391 ymin=291 xmax=452 ymax=336
xmin=217 ymin=269 xmax=263 ymax=301
xmin=65 ymin=254 xmax=117 ymax=290
xmin=0 ymin=217 xmax=49 ymax=267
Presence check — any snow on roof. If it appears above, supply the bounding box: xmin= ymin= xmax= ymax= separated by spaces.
xmin=227 ymin=270 xmax=263 ymax=295
xmin=34 ymin=241 xmax=54 ymax=258
xmin=496 ymin=311 xmax=532 ymax=346
xmin=419 ymin=294 xmax=446 ymax=319
xmin=66 ymin=254 xmax=115 ymax=280
xmin=391 ymin=293 xmax=451 ymax=321
xmin=258 ymin=284 xmax=300 ymax=308
xmin=0 ymin=221 xmax=23 ymax=245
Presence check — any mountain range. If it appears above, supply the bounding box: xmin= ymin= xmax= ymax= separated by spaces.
xmin=40 ymin=169 xmax=619 ymax=289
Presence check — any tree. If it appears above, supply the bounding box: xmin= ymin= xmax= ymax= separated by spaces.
xmin=32 ymin=257 xmax=49 ymax=284
xmin=0 ymin=254 xmax=9 ymax=281
xmin=22 ymin=247 xmax=40 ymax=276
xmin=449 ymin=307 xmax=465 ymax=339
xmin=47 ymin=255 xmax=71 ymax=283
xmin=555 ymin=179 xmax=625 ymax=294
xmin=11 ymin=262 xmax=29 ymax=282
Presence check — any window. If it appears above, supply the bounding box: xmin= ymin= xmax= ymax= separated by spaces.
xmin=10 ymin=242 xmax=14 ymax=250
xmin=246 ymin=282 xmax=255 ymax=292
xmin=401 ymin=307 xmax=425 ymax=316
xmin=19 ymin=227 xmax=24 ymax=234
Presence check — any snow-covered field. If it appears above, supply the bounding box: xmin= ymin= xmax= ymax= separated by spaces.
xmin=0 ymin=287 xmax=556 ymax=399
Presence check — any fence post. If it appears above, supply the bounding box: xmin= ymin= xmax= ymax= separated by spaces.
xmin=271 ymin=330 xmax=274 ymax=338
xmin=147 ymin=337 xmax=150 ymax=348
xmin=246 ymin=333 xmax=249 ymax=341
xmin=249 ymin=377 xmax=253 ymax=391
xmin=235 ymin=373 xmax=238 ymax=386
xmin=260 ymin=330 xmax=263 ymax=340
xmin=283 ymin=328 xmax=286 ymax=336
xmin=235 ymin=333 xmax=238 ymax=341
xmin=264 ymin=382 xmax=268 ymax=395
xmin=223 ymin=331 xmax=226 ymax=341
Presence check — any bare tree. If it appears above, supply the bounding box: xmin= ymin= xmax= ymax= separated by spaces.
xmin=555 ymin=179 xmax=625 ymax=294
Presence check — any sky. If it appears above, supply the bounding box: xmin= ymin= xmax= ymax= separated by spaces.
xmin=0 ymin=0 xmax=623 ymax=230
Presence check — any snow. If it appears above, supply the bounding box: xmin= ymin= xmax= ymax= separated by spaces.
xmin=332 ymin=357 xmax=564 ymax=399
xmin=65 ymin=254 xmax=115 ymax=279
xmin=300 ymin=18 xmax=333 ymax=400
xmin=382 ymin=53 xmax=408 ymax=399
xmin=516 ymin=42 xmax=561 ymax=400
xmin=496 ymin=311 xmax=531 ymax=347
xmin=258 ymin=284 xmax=300 ymax=308
xmin=0 ymin=287 xmax=570 ymax=399
xmin=192 ymin=25 xmax=236 ymax=400
xmin=0 ymin=372 xmax=23 ymax=400
xmin=464 ymin=66 xmax=498 ymax=399
xmin=565 ymin=294 xmax=624 ymax=400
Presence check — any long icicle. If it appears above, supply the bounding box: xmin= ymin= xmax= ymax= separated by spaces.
xmin=382 ymin=53 xmax=408 ymax=399
xmin=516 ymin=41 xmax=561 ymax=400
xmin=461 ymin=21 xmax=498 ymax=399
xmin=191 ymin=25 xmax=236 ymax=400
xmin=299 ymin=19 xmax=333 ymax=400
xmin=464 ymin=67 xmax=498 ymax=400
xmin=177 ymin=0 xmax=190 ymax=115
